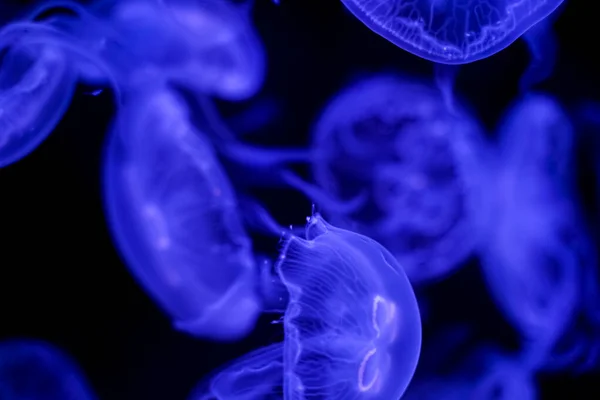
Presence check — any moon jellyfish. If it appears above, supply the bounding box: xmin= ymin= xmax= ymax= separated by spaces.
xmin=341 ymin=0 xmax=564 ymax=64
xmin=0 ymin=339 xmax=95 ymax=399
xmin=295 ymin=74 xmax=481 ymax=284
xmin=276 ymin=213 xmax=421 ymax=399
xmin=467 ymin=94 xmax=592 ymax=368
xmin=0 ymin=27 xmax=76 ymax=167
xmin=102 ymin=85 xmax=261 ymax=341
xmin=188 ymin=343 xmax=283 ymax=400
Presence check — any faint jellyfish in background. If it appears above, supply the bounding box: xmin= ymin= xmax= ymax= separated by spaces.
xmin=0 ymin=23 xmax=77 ymax=167
xmin=0 ymin=339 xmax=96 ymax=399
xmin=340 ymin=0 xmax=564 ymax=64
xmin=188 ymin=342 xmax=283 ymax=400
xmin=102 ymin=84 xmax=262 ymax=341
xmin=288 ymin=73 xmax=482 ymax=285
xmin=464 ymin=93 xmax=597 ymax=371
xmin=275 ymin=213 xmax=421 ymax=399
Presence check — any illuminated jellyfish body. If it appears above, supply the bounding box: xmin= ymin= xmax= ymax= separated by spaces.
xmin=341 ymin=0 xmax=564 ymax=64
xmin=466 ymin=94 xmax=594 ymax=367
xmin=102 ymin=84 xmax=261 ymax=341
xmin=294 ymin=73 xmax=481 ymax=284
xmin=188 ymin=343 xmax=284 ymax=400
xmin=0 ymin=339 xmax=95 ymax=399
xmin=42 ymin=0 xmax=265 ymax=100
xmin=276 ymin=213 xmax=421 ymax=399
xmin=0 ymin=26 xmax=76 ymax=167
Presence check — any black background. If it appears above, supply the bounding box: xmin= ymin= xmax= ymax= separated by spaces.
xmin=0 ymin=0 xmax=599 ymax=398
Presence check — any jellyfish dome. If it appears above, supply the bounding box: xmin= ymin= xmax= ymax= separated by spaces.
xmin=341 ymin=0 xmax=564 ymax=63
xmin=275 ymin=213 xmax=421 ymax=399
xmin=305 ymin=73 xmax=482 ymax=284
xmin=0 ymin=339 xmax=95 ymax=400
xmin=470 ymin=94 xmax=590 ymax=357
xmin=0 ymin=27 xmax=76 ymax=167
xmin=102 ymin=85 xmax=260 ymax=341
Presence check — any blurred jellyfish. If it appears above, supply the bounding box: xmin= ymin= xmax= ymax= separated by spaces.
xmin=0 ymin=23 xmax=76 ymax=167
xmin=0 ymin=339 xmax=95 ymax=400
xmin=341 ymin=0 xmax=564 ymax=64
xmin=466 ymin=94 xmax=595 ymax=370
xmin=275 ymin=212 xmax=421 ymax=399
xmin=102 ymin=85 xmax=262 ymax=341
xmin=282 ymin=73 xmax=482 ymax=285
xmin=188 ymin=343 xmax=283 ymax=400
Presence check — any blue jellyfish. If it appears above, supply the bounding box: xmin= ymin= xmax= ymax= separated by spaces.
xmin=341 ymin=0 xmax=564 ymax=64
xmin=466 ymin=94 xmax=594 ymax=369
xmin=282 ymin=73 xmax=482 ymax=285
xmin=0 ymin=25 xmax=76 ymax=167
xmin=102 ymin=84 xmax=262 ymax=341
xmin=275 ymin=212 xmax=421 ymax=399
xmin=0 ymin=339 xmax=95 ymax=399
xmin=188 ymin=343 xmax=284 ymax=400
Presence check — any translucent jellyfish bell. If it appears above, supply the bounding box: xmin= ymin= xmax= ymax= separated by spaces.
xmin=0 ymin=28 xmax=76 ymax=167
xmin=160 ymin=0 xmax=266 ymax=100
xmin=188 ymin=343 xmax=283 ymax=400
xmin=102 ymin=85 xmax=261 ymax=341
xmin=341 ymin=0 xmax=564 ymax=64
xmin=0 ymin=339 xmax=96 ymax=399
xmin=471 ymin=94 xmax=589 ymax=362
xmin=276 ymin=213 xmax=421 ymax=399
xmin=302 ymin=73 xmax=482 ymax=284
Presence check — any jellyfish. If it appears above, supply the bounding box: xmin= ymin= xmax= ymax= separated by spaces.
xmin=275 ymin=212 xmax=421 ymax=399
xmin=0 ymin=339 xmax=95 ymax=399
xmin=102 ymin=84 xmax=262 ymax=341
xmin=341 ymin=0 xmax=564 ymax=64
xmin=466 ymin=94 xmax=595 ymax=370
xmin=0 ymin=23 xmax=76 ymax=167
xmin=273 ymin=73 xmax=482 ymax=285
xmin=188 ymin=343 xmax=284 ymax=400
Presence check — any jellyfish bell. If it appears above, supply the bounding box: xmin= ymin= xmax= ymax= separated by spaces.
xmin=341 ymin=0 xmax=564 ymax=64
xmin=0 ymin=339 xmax=96 ymax=400
xmin=0 ymin=28 xmax=76 ymax=167
xmin=275 ymin=213 xmax=421 ymax=399
xmin=102 ymin=84 xmax=261 ymax=341
xmin=302 ymin=73 xmax=482 ymax=284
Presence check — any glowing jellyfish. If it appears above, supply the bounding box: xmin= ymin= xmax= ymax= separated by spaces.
xmin=188 ymin=343 xmax=284 ymax=400
xmin=0 ymin=26 xmax=76 ymax=167
xmin=38 ymin=0 xmax=266 ymax=100
xmin=102 ymin=85 xmax=261 ymax=341
xmin=0 ymin=339 xmax=95 ymax=399
xmin=286 ymin=73 xmax=481 ymax=284
xmin=341 ymin=0 xmax=564 ymax=64
xmin=467 ymin=94 xmax=593 ymax=368
xmin=276 ymin=212 xmax=421 ymax=399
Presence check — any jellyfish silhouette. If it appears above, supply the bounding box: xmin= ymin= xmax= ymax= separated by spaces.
xmin=0 ymin=22 xmax=76 ymax=167
xmin=341 ymin=0 xmax=564 ymax=64
xmin=102 ymin=84 xmax=262 ymax=341
xmin=464 ymin=94 xmax=595 ymax=370
xmin=190 ymin=213 xmax=421 ymax=398
xmin=0 ymin=339 xmax=96 ymax=400
xmin=279 ymin=73 xmax=482 ymax=285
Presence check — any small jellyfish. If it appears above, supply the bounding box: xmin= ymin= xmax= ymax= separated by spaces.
xmin=341 ymin=0 xmax=564 ymax=64
xmin=0 ymin=27 xmax=76 ymax=167
xmin=468 ymin=94 xmax=592 ymax=367
xmin=0 ymin=339 xmax=95 ymax=400
xmin=188 ymin=343 xmax=283 ymax=400
xmin=275 ymin=213 xmax=421 ymax=399
xmin=102 ymin=85 xmax=261 ymax=341
xmin=288 ymin=73 xmax=482 ymax=284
